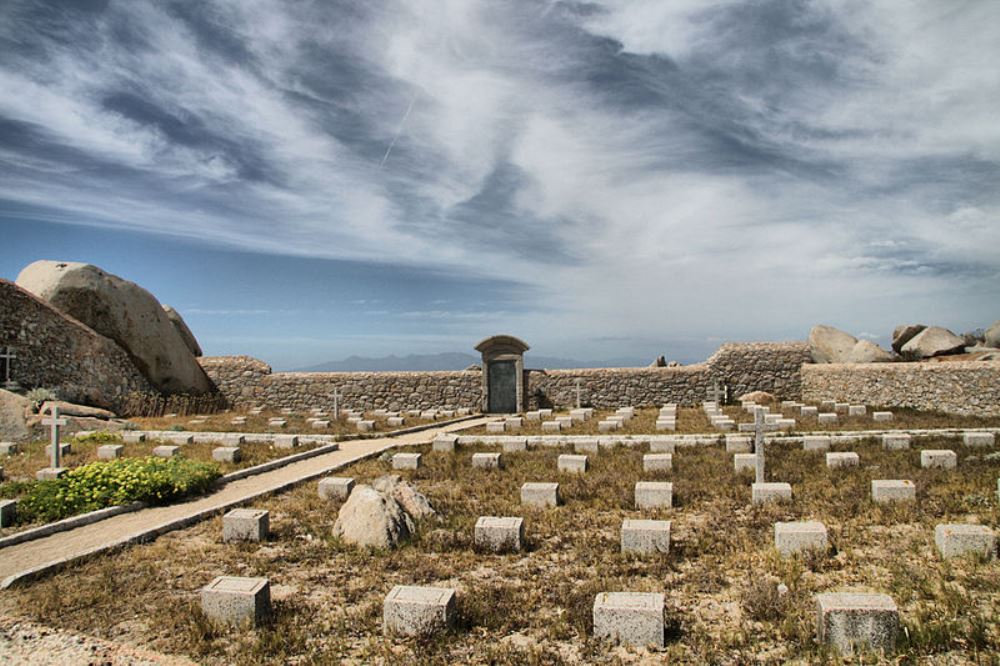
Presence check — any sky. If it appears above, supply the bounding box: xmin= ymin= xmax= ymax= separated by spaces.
xmin=1 ymin=0 xmax=998 ymax=370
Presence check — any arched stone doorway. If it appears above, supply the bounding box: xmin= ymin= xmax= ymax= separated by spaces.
xmin=474 ymin=335 xmax=529 ymax=414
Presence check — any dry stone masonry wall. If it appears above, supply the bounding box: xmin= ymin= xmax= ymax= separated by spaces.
xmin=803 ymin=361 xmax=1000 ymax=417
xmin=0 ymin=280 xmax=153 ymax=410
xmin=706 ymin=342 xmax=813 ymax=399
xmin=526 ymin=366 xmax=708 ymax=409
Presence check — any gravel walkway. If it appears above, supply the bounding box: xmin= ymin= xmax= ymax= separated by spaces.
xmin=0 ymin=419 xmax=486 ymax=588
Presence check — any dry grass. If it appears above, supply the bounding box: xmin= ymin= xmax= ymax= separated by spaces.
xmin=1 ymin=434 xmax=998 ymax=664
xmin=132 ymin=409 xmax=438 ymax=437
xmin=463 ymin=408 xmax=713 ymax=436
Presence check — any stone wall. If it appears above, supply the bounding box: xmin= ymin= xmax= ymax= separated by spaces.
xmin=200 ymin=356 xmax=481 ymax=411
xmin=200 ymin=341 xmax=814 ymax=411
xmin=802 ymin=361 xmax=1000 ymax=417
xmin=0 ymin=279 xmax=153 ymax=410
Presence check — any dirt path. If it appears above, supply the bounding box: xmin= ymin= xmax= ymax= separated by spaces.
xmin=0 ymin=419 xmax=487 ymax=588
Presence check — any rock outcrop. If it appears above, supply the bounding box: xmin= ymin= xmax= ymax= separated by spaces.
xmin=0 ymin=389 xmax=31 ymax=442
xmin=332 ymin=476 xmax=435 ymax=549
xmin=16 ymin=261 xmax=213 ymax=395
xmin=649 ymin=355 xmax=666 ymax=368
xmin=808 ymin=325 xmax=857 ymax=363
xmin=847 ymin=340 xmax=893 ymax=363
xmin=738 ymin=390 xmax=776 ymax=404
xmin=985 ymin=321 xmax=1000 ymax=349
xmin=163 ymin=306 xmax=203 ymax=357
xmin=900 ymin=326 xmax=966 ymax=359
xmin=891 ymin=324 xmax=926 ymax=354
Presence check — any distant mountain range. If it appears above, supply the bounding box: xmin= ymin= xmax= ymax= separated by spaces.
xmin=290 ymin=352 xmax=650 ymax=372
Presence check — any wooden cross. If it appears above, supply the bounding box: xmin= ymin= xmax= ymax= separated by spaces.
xmin=42 ymin=404 xmax=68 ymax=469
xmin=754 ymin=406 xmax=766 ymax=484
xmin=0 ymin=346 xmax=15 ymax=388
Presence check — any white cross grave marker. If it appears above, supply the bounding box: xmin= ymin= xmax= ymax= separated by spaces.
xmin=710 ymin=380 xmax=722 ymax=405
xmin=42 ymin=404 xmax=68 ymax=469
xmin=0 ymin=346 xmax=16 ymax=389
xmin=332 ymin=387 xmax=340 ymax=418
xmin=754 ymin=406 xmax=766 ymax=484
xmin=575 ymin=379 xmax=582 ymax=409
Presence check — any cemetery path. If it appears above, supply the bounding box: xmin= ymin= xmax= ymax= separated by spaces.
xmin=0 ymin=418 xmax=489 ymax=589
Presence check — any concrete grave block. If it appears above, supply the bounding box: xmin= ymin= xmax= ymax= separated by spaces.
xmin=318 ymin=476 xmax=354 ymax=500
xmin=357 ymin=420 xmax=375 ymax=432
xmin=775 ymin=521 xmax=828 ymax=556
xmin=800 ymin=406 xmax=818 ymax=417
xmin=521 ymin=482 xmax=559 ymax=508
xmin=96 ymin=444 xmax=124 ymax=460
xmin=213 ymin=446 xmax=241 ymax=463
xmin=643 ymin=453 xmax=672 ymax=472
xmin=620 ymin=519 xmax=670 ymax=555
xmin=835 ymin=402 xmax=850 ymax=413
xmin=505 ymin=417 xmax=523 ymax=430
xmin=598 ymin=420 xmax=619 ymax=432
xmin=963 ymin=432 xmax=995 ymax=448
xmin=871 ymin=480 xmax=915 ymax=503
xmin=538 ymin=408 xmax=553 ymax=417
xmin=816 ymin=593 xmax=898 ymax=656
xmin=655 ymin=419 xmax=676 ymax=431
xmin=649 ymin=440 xmax=676 ymax=454
xmin=726 ymin=436 xmax=751 ymax=453
xmin=122 ymin=432 xmax=146 ymax=444
xmin=872 ymin=411 xmax=893 ymax=422
xmin=472 ymin=452 xmax=503 ymax=470
xmin=848 ymin=405 xmax=866 ymax=417
xmin=392 ymin=452 xmax=421 ymax=470
xmin=542 ymin=421 xmax=562 ymax=433
xmin=558 ymin=454 xmax=588 ymax=474
xmin=635 ymin=481 xmax=672 ymax=509
xmin=803 ymin=436 xmax=831 ymax=452
xmin=820 ymin=400 xmax=836 ymax=411
xmin=45 ymin=443 xmax=71 ymax=458
xmin=223 ymin=508 xmax=269 ymax=542
xmin=734 ymin=453 xmax=757 ymax=472
xmin=274 ymin=435 xmax=300 ymax=449
xmin=201 ymin=576 xmax=270 ymax=627
xmin=737 ymin=422 xmax=756 ymax=433
xmin=475 ymin=516 xmax=525 ymax=553
xmin=920 ymin=449 xmax=957 ymax=470
xmin=752 ymin=482 xmax=792 ymax=504
xmin=0 ymin=442 xmax=19 ymax=456
xmin=502 ymin=438 xmax=528 ymax=453
xmin=826 ymin=452 xmax=859 ymax=469
xmin=882 ymin=433 xmax=911 ymax=450
xmin=267 ymin=419 xmax=287 ymax=428
xmin=311 ymin=420 xmax=331 ymax=430
xmin=35 ymin=467 xmax=67 ymax=480
xmin=383 ymin=585 xmax=455 ymax=636
xmin=574 ymin=439 xmax=600 ymax=455
xmin=432 ymin=435 xmax=457 ymax=453
xmin=387 ymin=416 xmax=405 ymax=427
xmin=934 ymin=524 xmax=995 ymax=560
xmin=152 ymin=445 xmax=179 ymax=458
xmin=593 ymin=592 xmax=665 ymax=649
xmin=486 ymin=421 xmax=506 ymax=434
xmin=0 ymin=499 xmax=16 ymax=528
xmin=818 ymin=413 xmax=838 ymax=425
xmin=525 ymin=411 xmax=541 ymax=421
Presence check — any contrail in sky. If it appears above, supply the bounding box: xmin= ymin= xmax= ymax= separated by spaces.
xmin=379 ymin=95 xmax=417 ymax=169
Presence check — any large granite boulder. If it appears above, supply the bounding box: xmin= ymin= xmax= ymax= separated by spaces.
xmin=163 ymin=306 xmax=202 ymax=357
xmin=985 ymin=321 xmax=1000 ymax=349
xmin=0 ymin=389 xmax=31 ymax=442
xmin=332 ymin=485 xmax=415 ymax=549
xmin=808 ymin=325 xmax=857 ymax=363
xmin=900 ymin=326 xmax=966 ymax=359
xmin=372 ymin=475 xmax=437 ymax=520
xmin=738 ymin=390 xmax=776 ymax=405
xmin=16 ymin=261 xmax=213 ymax=395
xmin=891 ymin=324 xmax=926 ymax=354
xmin=848 ymin=340 xmax=893 ymax=363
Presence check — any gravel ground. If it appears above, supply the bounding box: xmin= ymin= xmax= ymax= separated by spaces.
xmin=0 ymin=615 xmax=198 ymax=665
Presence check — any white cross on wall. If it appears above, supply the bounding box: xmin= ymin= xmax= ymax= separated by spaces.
xmin=0 ymin=346 xmax=15 ymax=387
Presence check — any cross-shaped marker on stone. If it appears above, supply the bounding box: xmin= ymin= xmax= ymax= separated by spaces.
xmin=42 ymin=404 xmax=68 ymax=469
xmin=710 ymin=380 xmax=722 ymax=405
xmin=332 ymin=387 xmax=340 ymax=418
xmin=753 ymin=406 xmax=766 ymax=484
xmin=0 ymin=346 xmax=16 ymax=390
xmin=575 ymin=379 xmax=582 ymax=409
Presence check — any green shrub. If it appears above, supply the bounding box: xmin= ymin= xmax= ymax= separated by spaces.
xmin=72 ymin=431 xmax=122 ymax=444
xmin=15 ymin=457 xmax=221 ymax=524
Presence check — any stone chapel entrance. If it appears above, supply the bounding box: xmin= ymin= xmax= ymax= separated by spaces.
xmin=474 ymin=335 xmax=529 ymax=414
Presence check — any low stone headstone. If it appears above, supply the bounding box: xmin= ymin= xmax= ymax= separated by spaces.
xmin=357 ymin=420 xmax=375 ymax=432
xmin=35 ymin=467 xmax=67 ymax=480
xmin=775 ymin=521 xmax=828 ymax=556
xmin=725 ymin=436 xmax=751 ymax=453
xmin=635 ymin=481 xmax=672 ymax=509
xmin=0 ymin=499 xmax=16 ymax=528
xmin=848 ymin=405 xmax=866 ymax=416
xmin=593 ymin=592 xmax=664 ymax=648
xmin=525 ymin=411 xmax=541 ymax=421
xmin=538 ymin=408 xmax=553 ymax=417
xmin=45 ymin=443 xmax=71 ymax=458
xmin=872 ymin=411 xmax=893 ymax=422
xmin=871 ymin=480 xmax=915 ymax=503
xmin=267 ymin=419 xmax=287 ymax=428
xmin=963 ymin=432 xmax=995 ymax=448
xmin=649 ymin=440 xmax=676 ymax=454
xmin=800 ymin=406 xmax=818 ymax=417
xmin=834 ymin=402 xmax=849 ymax=413
xmin=392 ymin=453 xmax=421 ymax=470
xmin=474 ymin=516 xmax=524 ymax=553
xmin=598 ymin=420 xmax=619 ymax=432
xmin=213 ymin=446 xmax=241 ymax=463
xmin=558 ymin=454 xmax=588 ymax=474
xmin=274 ymin=435 xmax=299 ymax=449
xmin=387 ymin=416 xmax=405 ymax=427
xmin=882 ymin=433 xmax=911 ymax=450
xmin=472 ymin=452 xmax=503 ymax=470
xmin=818 ymin=413 xmax=837 ymax=425
xmin=311 ymin=420 xmax=331 ymax=430
xmin=502 ymin=438 xmax=528 ymax=453
xmin=776 ymin=418 xmax=795 ymax=430
xmin=542 ymin=421 xmax=562 ymax=433
xmin=752 ymin=482 xmax=792 ymax=504
xmin=803 ymin=436 xmax=831 ymax=452
xmin=166 ymin=433 xmax=194 ymax=445
xmin=223 ymin=508 xmax=269 ymax=542
xmin=521 ymin=482 xmax=559 ymax=507
xmin=655 ymin=419 xmax=676 ymax=431
xmin=816 ymin=593 xmax=898 ymax=655
xmin=734 ymin=453 xmax=756 ymax=472
xmin=934 ymin=524 xmax=995 ymax=560
xmin=152 ymin=445 xmax=179 ymax=458
xmin=122 ymin=432 xmax=146 ymax=444
xmin=574 ymin=439 xmax=600 ymax=455
xmin=643 ymin=453 xmax=672 ymax=472
xmin=432 ymin=434 xmax=457 ymax=453
xmin=486 ymin=421 xmax=506 ymax=434
xmin=97 ymin=444 xmax=124 ymax=460
xmin=620 ymin=519 xmax=670 ymax=555
xmin=318 ymin=476 xmax=354 ymax=500
xmin=383 ymin=585 xmax=455 ymax=636
xmin=201 ymin=576 xmax=271 ymax=627
xmin=826 ymin=452 xmax=859 ymax=468
xmin=920 ymin=450 xmax=957 ymax=469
